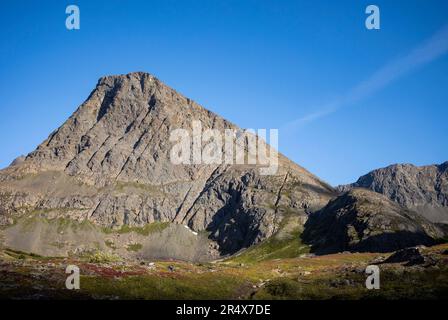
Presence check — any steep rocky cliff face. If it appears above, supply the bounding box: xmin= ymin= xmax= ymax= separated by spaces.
xmin=337 ymin=162 xmax=448 ymax=223
xmin=302 ymin=188 xmax=445 ymax=254
xmin=0 ymin=72 xmax=335 ymax=257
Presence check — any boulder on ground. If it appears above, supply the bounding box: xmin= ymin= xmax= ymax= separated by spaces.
xmin=383 ymin=247 xmax=425 ymax=265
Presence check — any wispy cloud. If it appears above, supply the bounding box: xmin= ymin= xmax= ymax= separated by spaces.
xmin=282 ymin=24 xmax=448 ymax=132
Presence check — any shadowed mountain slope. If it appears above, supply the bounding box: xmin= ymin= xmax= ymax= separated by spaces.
xmin=302 ymin=188 xmax=445 ymax=254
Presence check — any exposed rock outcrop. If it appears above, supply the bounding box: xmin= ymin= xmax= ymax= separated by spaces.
xmin=337 ymin=162 xmax=448 ymax=223
xmin=302 ymin=188 xmax=445 ymax=254
xmin=383 ymin=247 xmax=426 ymax=266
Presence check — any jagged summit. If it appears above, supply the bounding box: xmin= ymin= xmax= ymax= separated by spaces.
xmin=101 ymin=71 xmax=155 ymax=78
xmin=95 ymin=72 xmax=163 ymax=98
xmin=97 ymin=71 xmax=158 ymax=85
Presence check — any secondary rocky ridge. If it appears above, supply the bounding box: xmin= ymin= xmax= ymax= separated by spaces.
xmin=337 ymin=162 xmax=448 ymax=223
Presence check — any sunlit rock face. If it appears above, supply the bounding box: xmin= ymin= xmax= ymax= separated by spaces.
xmin=0 ymin=72 xmax=335 ymax=257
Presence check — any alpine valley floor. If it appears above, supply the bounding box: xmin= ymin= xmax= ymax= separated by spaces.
xmin=1 ymin=240 xmax=447 ymax=300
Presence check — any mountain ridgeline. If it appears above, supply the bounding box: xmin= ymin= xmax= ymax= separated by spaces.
xmin=0 ymin=72 xmax=446 ymax=260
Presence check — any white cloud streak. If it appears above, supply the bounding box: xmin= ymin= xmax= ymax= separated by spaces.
xmin=282 ymin=24 xmax=448 ymax=131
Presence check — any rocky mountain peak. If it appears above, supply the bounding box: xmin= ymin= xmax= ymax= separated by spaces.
xmin=95 ymin=72 xmax=163 ymax=102
xmin=0 ymin=72 xmax=336 ymax=258
xmin=19 ymin=72 xmax=237 ymax=186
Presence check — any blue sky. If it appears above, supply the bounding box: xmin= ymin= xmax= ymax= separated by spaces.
xmin=1 ymin=0 xmax=447 ymax=185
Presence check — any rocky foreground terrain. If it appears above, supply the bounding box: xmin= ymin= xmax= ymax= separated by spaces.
xmin=0 ymin=244 xmax=447 ymax=299
xmin=0 ymin=72 xmax=447 ymax=299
